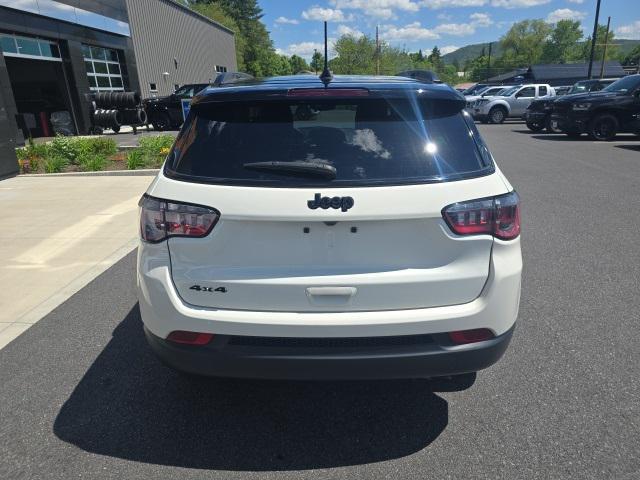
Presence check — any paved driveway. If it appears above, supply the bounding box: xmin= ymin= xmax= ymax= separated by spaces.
xmin=0 ymin=174 xmax=152 ymax=348
xmin=0 ymin=125 xmax=639 ymax=479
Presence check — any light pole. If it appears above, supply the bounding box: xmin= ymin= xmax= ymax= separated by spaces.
xmin=587 ymin=0 xmax=602 ymax=79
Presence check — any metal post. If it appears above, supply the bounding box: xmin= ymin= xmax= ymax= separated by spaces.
xmin=599 ymin=16 xmax=611 ymax=79
xmin=587 ymin=0 xmax=602 ymax=79
xmin=375 ymin=25 xmax=380 ymax=76
xmin=486 ymin=42 xmax=492 ymax=82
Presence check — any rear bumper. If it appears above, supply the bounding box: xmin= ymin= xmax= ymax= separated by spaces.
xmin=145 ymin=325 xmax=515 ymax=380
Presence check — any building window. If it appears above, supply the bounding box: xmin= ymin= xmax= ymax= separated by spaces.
xmin=0 ymin=33 xmax=61 ymax=61
xmin=82 ymin=44 xmax=125 ymax=92
xmin=215 ymin=65 xmax=227 ymax=73
xmin=149 ymin=83 xmax=158 ymax=92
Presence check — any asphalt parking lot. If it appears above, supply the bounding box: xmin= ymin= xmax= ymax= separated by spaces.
xmin=1 ymin=123 xmax=639 ymax=480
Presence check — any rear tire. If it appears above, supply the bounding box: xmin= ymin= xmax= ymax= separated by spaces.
xmin=489 ymin=106 xmax=507 ymax=124
xmin=526 ymin=120 xmax=544 ymax=132
xmin=588 ymin=113 xmax=619 ymax=141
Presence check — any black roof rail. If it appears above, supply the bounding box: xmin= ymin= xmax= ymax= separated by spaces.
xmin=395 ymin=70 xmax=442 ymax=84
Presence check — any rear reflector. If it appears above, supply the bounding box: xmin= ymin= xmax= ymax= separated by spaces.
xmin=139 ymin=194 xmax=219 ymax=243
xmin=166 ymin=331 xmax=214 ymax=345
xmin=449 ymin=328 xmax=494 ymax=345
xmin=287 ymin=88 xmax=369 ymax=97
xmin=442 ymin=191 xmax=520 ymax=240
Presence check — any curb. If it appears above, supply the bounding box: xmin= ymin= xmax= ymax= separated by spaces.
xmin=20 ymin=169 xmax=159 ymax=178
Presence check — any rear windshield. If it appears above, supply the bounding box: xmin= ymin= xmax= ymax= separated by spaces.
xmin=166 ymin=97 xmax=494 ymax=187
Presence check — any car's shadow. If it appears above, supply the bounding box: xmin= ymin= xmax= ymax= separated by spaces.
xmin=616 ymin=144 xmax=640 ymax=152
xmin=54 ymin=305 xmax=471 ymax=471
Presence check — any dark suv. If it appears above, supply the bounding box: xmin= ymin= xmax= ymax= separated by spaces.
xmin=550 ymin=75 xmax=640 ymax=140
xmin=524 ymin=78 xmax=618 ymax=133
xmin=144 ymin=83 xmax=209 ymax=131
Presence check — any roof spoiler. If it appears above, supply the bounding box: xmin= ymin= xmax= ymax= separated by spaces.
xmin=395 ymin=70 xmax=442 ymax=84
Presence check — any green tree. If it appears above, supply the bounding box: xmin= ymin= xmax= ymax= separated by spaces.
xmin=428 ymin=46 xmax=442 ymax=69
xmin=500 ymin=19 xmax=552 ymax=67
xmin=310 ymin=50 xmax=324 ymax=73
xmin=582 ymin=24 xmax=619 ymax=63
xmin=330 ymin=35 xmax=377 ymax=74
xmin=289 ymin=55 xmax=310 ymax=74
xmin=541 ymin=20 xmax=583 ymax=63
xmin=193 ymin=0 xmax=279 ymax=77
xmin=622 ymin=44 xmax=640 ymax=68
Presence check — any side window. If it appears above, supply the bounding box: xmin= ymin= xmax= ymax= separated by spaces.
xmin=516 ymin=87 xmax=536 ymax=98
xmin=590 ymin=83 xmax=603 ymax=92
xmin=538 ymin=86 xmax=547 ymax=96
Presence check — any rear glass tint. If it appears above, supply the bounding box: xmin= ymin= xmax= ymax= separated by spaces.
xmin=167 ymin=97 xmax=494 ymax=187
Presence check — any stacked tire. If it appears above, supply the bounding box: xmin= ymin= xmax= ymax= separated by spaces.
xmin=95 ymin=91 xmax=141 ymax=109
xmin=90 ymin=91 xmax=146 ymax=134
xmin=93 ymin=109 xmax=122 ymax=132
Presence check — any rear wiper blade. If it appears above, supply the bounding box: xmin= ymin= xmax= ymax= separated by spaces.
xmin=243 ymin=161 xmax=337 ymax=179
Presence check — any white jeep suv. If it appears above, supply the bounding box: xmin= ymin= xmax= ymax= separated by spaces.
xmin=137 ymin=75 xmax=522 ymax=380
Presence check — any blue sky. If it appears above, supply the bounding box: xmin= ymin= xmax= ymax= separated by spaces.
xmin=262 ymin=0 xmax=639 ymax=59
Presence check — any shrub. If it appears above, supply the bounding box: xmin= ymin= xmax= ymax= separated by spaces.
xmin=126 ymin=135 xmax=175 ymax=169
xmin=78 ymin=153 xmax=107 ymax=171
xmin=43 ymin=155 xmax=68 ymax=173
xmin=126 ymin=149 xmax=145 ymax=170
xmin=48 ymin=136 xmax=117 ymax=165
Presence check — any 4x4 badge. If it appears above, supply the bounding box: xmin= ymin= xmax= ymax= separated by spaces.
xmin=307 ymin=193 xmax=354 ymax=212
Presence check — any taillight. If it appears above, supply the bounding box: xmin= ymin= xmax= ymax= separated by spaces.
xmin=449 ymin=328 xmax=494 ymax=345
xmin=442 ymin=191 xmax=520 ymax=240
xmin=139 ymin=195 xmax=219 ymax=243
xmin=166 ymin=330 xmax=214 ymax=345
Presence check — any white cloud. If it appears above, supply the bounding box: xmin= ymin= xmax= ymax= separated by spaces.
xmin=275 ymin=16 xmax=299 ymax=25
xmin=434 ymin=22 xmax=476 ymax=36
xmin=470 ymin=12 xmax=493 ymax=27
xmin=330 ymin=0 xmax=419 ymax=19
xmin=381 ymin=22 xmax=440 ymax=41
xmin=336 ymin=24 xmax=365 ymax=37
xmin=490 ymin=0 xmax=550 ymax=8
xmin=278 ymin=41 xmax=327 ymax=58
xmin=567 ymin=0 xmax=584 ymax=3
xmin=302 ymin=7 xmax=352 ymax=22
xmin=546 ymin=8 xmax=586 ymax=23
xmin=437 ymin=13 xmax=453 ymax=20
xmin=616 ymin=20 xmax=640 ymax=40
xmin=440 ymin=45 xmax=460 ymax=54
xmin=422 ymin=0 xmax=487 ymax=8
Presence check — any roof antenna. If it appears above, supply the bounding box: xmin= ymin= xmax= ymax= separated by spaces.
xmin=319 ymin=21 xmax=333 ymax=85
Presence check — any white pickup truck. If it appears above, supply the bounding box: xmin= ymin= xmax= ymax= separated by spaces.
xmin=470 ymin=84 xmax=556 ymax=124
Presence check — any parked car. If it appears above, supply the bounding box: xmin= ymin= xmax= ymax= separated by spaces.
xmin=471 ymin=84 xmax=556 ymax=124
xmin=144 ymin=83 xmax=209 ymax=131
xmin=553 ymin=86 xmax=572 ymax=96
xmin=465 ymin=86 xmax=509 ymax=113
xmin=550 ymin=74 xmax=640 ymax=140
xmin=524 ymin=79 xmax=621 ymax=133
xmin=462 ymin=83 xmax=497 ymax=97
xmin=137 ymin=74 xmax=522 ymax=380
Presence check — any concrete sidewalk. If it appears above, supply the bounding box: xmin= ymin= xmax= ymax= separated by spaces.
xmin=0 ymin=174 xmax=153 ymax=349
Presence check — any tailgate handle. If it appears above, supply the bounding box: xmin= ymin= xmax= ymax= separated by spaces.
xmin=306 ymin=287 xmax=357 ymax=297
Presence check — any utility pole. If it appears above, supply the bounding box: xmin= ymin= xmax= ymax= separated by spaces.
xmin=599 ymin=16 xmax=611 ymax=79
xmin=375 ymin=25 xmax=380 ymax=76
xmin=486 ymin=42 xmax=492 ymax=82
xmin=587 ymin=0 xmax=602 ymax=79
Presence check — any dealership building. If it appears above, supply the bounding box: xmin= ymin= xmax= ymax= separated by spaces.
xmin=0 ymin=0 xmax=237 ymax=178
